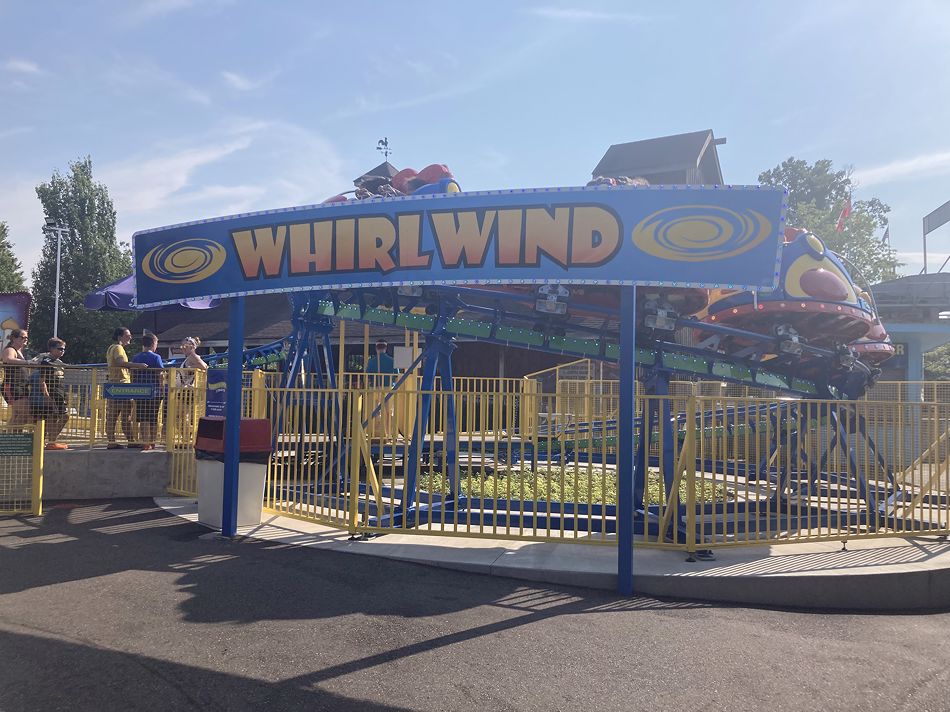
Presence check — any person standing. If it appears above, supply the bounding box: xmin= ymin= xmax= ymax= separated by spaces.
xmin=105 ymin=327 xmax=146 ymax=449
xmin=30 ymin=338 xmax=69 ymax=450
xmin=170 ymin=336 xmax=209 ymax=445
xmin=365 ymin=339 xmax=399 ymax=439
xmin=176 ymin=336 xmax=208 ymax=386
xmin=1 ymin=328 xmax=33 ymax=426
xmin=131 ymin=333 xmax=165 ymax=451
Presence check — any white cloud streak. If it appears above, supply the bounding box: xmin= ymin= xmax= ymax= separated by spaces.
xmin=3 ymin=58 xmax=43 ymax=74
xmin=853 ymin=149 xmax=950 ymax=187
xmin=99 ymin=120 xmax=347 ymax=248
xmin=333 ymin=31 xmax=564 ymax=120
xmin=526 ymin=6 xmax=649 ymax=23
xmin=122 ymin=0 xmax=233 ymax=24
xmin=106 ymin=58 xmax=212 ymax=106
xmin=0 ymin=179 xmax=46 ymax=281
xmin=0 ymin=126 xmax=34 ymax=140
xmin=221 ymin=70 xmax=277 ymax=92
xmin=101 ymin=138 xmax=253 ymax=213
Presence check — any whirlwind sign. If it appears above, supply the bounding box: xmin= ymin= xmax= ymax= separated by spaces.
xmin=133 ymin=186 xmax=786 ymax=308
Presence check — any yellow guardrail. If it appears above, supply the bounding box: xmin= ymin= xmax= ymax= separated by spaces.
xmin=9 ymin=357 xmax=950 ymax=553
xmin=252 ymin=385 xmax=950 ymax=551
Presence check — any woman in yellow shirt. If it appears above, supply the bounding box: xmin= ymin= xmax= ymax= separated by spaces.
xmin=105 ymin=327 xmax=146 ymax=449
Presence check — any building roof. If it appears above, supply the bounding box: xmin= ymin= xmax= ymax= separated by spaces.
xmin=873 ymin=273 xmax=950 ymax=309
xmin=591 ymin=129 xmax=725 ymax=185
xmin=354 ymin=161 xmax=399 ymax=186
xmin=129 ymin=292 xmax=410 ymax=346
xmin=130 ymin=293 xmax=292 ymax=345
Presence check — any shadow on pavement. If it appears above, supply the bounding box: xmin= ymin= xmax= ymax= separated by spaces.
xmin=2 ymin=498 xmax=715 ymax=708
xmin=0 ymin=627 xmax=412 ymax=712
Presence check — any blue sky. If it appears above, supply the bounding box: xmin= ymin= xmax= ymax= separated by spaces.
xmin=3 ymin=0 xmax=950 ymax=282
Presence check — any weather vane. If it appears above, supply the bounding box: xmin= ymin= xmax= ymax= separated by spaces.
xmin=376 ymin=137 xmax=391 ymax=160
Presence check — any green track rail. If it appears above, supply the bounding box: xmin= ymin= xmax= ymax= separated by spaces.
xmin=313 ymin=300 xmax=823 ymax=397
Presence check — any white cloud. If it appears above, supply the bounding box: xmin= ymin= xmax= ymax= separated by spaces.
xmin=3 ymin=58 xmax=42 ymax=74
xmin=332 ymin=31 xmax=563 ymax=120
xmin=221 ymin=70 xmax=277 ymax=92
xmin=526 ymin=6 xmax=649 ymax=23
xmin=101 ymin=138 xmax=253 ymax=213
xmin=896 ymin=251 xmax=950 ymax=275
xmin=0 ymin=126 xmax=33 ymax=140
xmin=853 ymin=149 xmax=950 ymax=187
xmin=1 ymin=121 xmax=347 ymax=284
xmin=122 ymin=0 xmax=233 ymax=23
xmin=101 ymin=120 xmax=347 ymax=245
xmin=332 ymin=83 xmax=482 ymax=120
xmin=0 ymin=178 xmax=46 ymax=282
xmin=106 ymin=58 xmax=212 ymax=106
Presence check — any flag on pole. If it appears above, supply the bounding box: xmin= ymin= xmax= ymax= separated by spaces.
xmin=882 ymin=226 xmax=890 ymax=244
xmin=835 ymin=195 xmax=852 ymax=232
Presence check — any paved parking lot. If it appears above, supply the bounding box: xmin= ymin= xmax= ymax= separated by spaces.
xmin=3 ymin=499 xmax=950 ymax=711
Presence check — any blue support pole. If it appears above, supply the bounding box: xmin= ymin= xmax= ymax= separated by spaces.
xmin=221 ymin=295 xmax=245 ymax=538
xmin=618 ymin=286 xmax=636 ymax=596
xmin=438 ymin=347 xmax=458 ymax=498
xmin=404 ymin=341 xmax=441 ymax=512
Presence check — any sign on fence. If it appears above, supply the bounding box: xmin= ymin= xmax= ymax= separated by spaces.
xmin=206 ymin=369 xmax=227 ymax=417
xmin=102 ymin=383 xmax=160 ymax=400
xmin=0 ymin=432 xmax=33 ymax=457
xmin=0 ymin=424 xmax=43 ymax=515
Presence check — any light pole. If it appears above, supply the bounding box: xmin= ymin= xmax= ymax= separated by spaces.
xmin=43 ymin=217 xmax=69 ymax=338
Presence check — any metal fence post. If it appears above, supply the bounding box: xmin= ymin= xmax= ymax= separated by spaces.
xmin=685 ymin=395 xmax=698 ymax=558
xmin=347 ymin=394 xmax=361 ymax=535
xmin=89 ymin=369 xmax=100 ymax=449
xmin=165 ymin=373 xmax=178 ymax=450
xmin=251 ymin=369 xmax=266 ymax=419
xmin=32 ymin=422 xmax=45 ymax=516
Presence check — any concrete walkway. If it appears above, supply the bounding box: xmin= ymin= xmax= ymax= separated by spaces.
xmin=156 ymin=497 xmax=950 ymax=611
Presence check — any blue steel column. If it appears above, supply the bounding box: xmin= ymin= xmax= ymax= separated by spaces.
xmin=404 ymin=341 xmax=441 ymax=512
xmin=618 ymin=286 xmax=636 ymax=596
xmin=222 ymin=295 xmax=245 ymax=538
xmin=438 ymin=345 xmax=458 ymax=498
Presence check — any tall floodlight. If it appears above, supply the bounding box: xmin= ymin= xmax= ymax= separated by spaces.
xmin=43 ymin=217 xmax=70 ymax=338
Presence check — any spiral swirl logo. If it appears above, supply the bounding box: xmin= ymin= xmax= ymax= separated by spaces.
xmin=141 ymin=239 xmax=227 ymax=284
xmin=631 ymin=205 xmax=773 ymax=262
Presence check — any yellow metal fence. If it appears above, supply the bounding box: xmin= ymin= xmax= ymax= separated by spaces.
xmin=247 ymin=385 xmax=950 ymax=551
xmin=8 ymin=360 xmax=950 ymax=554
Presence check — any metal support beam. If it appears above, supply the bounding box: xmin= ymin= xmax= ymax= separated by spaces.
xmin=222 ymin=295 xmax=245 ymax=538
xmin=618 ymin=286 xmax=636 ymax=596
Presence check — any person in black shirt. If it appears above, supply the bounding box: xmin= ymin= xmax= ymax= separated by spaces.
xmin=30 ymin=338 xmax=69 ymax=450
xmin=1 ymin=328 xmax=32 ymax=425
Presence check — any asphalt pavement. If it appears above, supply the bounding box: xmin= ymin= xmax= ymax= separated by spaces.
xmin=3 ymin=499 xmax=950 ymax=712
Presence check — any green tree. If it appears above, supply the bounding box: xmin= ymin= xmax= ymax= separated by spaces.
xmin=0 ymin=222 xmax=26 ymax=292
xmin=759 ymin=158 xmax=900 ymax=285
xmin=32 ymin=157 xmax=132 ymax=363
xmin=924 ymin=344 xmax=950 ymax=380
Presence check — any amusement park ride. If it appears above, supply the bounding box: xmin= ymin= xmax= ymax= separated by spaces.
xmin=126 ymin=145 xmax=921 ymax=574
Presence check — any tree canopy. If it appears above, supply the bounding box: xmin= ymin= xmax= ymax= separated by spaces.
xmin=32 ymin=157 xmax=132 ymax=363
xmin=758 ymin=158 xmax=900 ymax=285
xmin=0 ymin=221 xmax=26 ymax=293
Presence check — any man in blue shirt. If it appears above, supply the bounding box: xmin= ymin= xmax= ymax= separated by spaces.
xmin=365 ymin=339 xmax=398 ymax=439
xmin=131 ymin=333 xmax=164 ymax=450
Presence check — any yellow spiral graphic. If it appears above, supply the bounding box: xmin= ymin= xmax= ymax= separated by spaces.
xmin=631 ymin=205 xmax=773 ymax=262
xmin=141 ymin=239 xmax=227 ymax=284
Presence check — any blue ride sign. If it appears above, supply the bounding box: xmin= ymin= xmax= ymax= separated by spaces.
xmin=132 ymin=185 xmax=786 ymax=308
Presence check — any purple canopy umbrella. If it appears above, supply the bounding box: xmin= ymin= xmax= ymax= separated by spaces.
xmin=84 ymin=274 xmax=219 ymax=312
